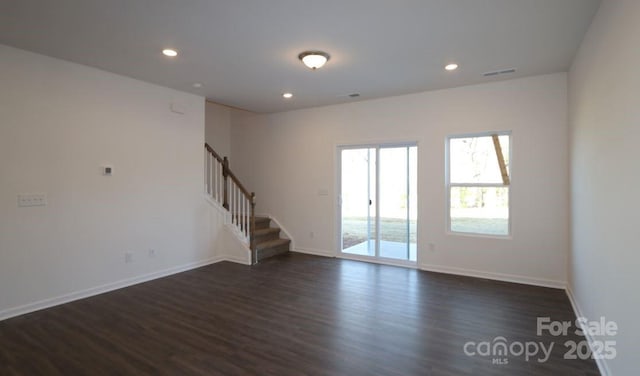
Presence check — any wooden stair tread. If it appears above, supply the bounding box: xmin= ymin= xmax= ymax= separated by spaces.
xmin=252 ymin=216 xmax=271 ymax=232
xmin=232 ymin=216 xmax=269 ymax=223
xmin=256 ymin=238 xmax=290 ymax=250
xmin=254 ymin=227 xmax=280 ymax=236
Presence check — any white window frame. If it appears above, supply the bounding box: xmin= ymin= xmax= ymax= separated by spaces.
xmin=445 ymin=131 xmax=512 ymax=238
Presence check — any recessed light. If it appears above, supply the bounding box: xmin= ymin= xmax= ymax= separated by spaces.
xmin=193 ymin=83 xmax=203 ymax=88
xmin=162 ymin=49 xmax=178 ymax=57
xmin=445 ymin=63 xmax=459 ymax=71
xmin=282 ymin=92 xmax=293 ymax=99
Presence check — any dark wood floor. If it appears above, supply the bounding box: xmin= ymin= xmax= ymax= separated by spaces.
xmin=0 ymin=253 xmax=599 ymax=375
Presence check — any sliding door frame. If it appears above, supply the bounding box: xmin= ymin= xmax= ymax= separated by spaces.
xmin=336 ymin=142 xmax=418 ymax=268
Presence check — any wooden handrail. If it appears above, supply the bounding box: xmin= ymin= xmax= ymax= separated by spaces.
xmin=204 ymin=143 xmax=224 ymax=163
xmin=204 ymin=143 xmax=258 ymax=264
xmin=227 ymin=169 xmax=252 ymax=199
xmin=206 ymin=143 xmax=251 ymax=198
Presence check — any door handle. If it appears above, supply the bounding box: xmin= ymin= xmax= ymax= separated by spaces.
xmin=369 ymin=199 xmax=372 ymax=206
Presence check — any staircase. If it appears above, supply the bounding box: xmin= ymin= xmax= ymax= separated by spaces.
xmin=253 ymin=217 xmax=291 ymax=262
xmin=205 ymin=143 xmax=290 ymax=264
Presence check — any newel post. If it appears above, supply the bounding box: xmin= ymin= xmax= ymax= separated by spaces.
xmin=222 ymin=156 xmax=230 ymax=209
xmin=250 ymin=192 xmax=257 ymax=265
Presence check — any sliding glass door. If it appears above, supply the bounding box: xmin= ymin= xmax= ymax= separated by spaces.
xmin=340 ymin=148 xmax=377 ymax=256
xmin=339 ymin=144 xmax=417 ymax=263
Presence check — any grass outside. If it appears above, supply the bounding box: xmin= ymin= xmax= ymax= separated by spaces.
xmin=342 ymin=217 xmax=509 ymax=248
xmin=342 ymin=217 xmax=417 ymax=249
xmin=450 ymin=217 xmax=509 ymax=236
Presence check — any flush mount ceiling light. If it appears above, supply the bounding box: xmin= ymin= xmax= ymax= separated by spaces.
xmin=162 ymin=49 xmax=178 ymax=57
xmin=445 ymin=63 xmax=459 ymax=71
xmin=282 ymin=92 xmax=293 ymax=99
xmin=298 ymin=51 xmax=330 ymax=70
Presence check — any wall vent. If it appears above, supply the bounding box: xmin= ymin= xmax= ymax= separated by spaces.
xmin=483 ymin=68 xmax=516 ymax=77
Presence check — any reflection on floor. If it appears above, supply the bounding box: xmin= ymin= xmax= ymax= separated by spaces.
xmin=343 ymin=240 xmax=417 ymax=262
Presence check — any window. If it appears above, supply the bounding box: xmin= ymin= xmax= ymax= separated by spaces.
xmin=447 ymin=132 xmax=511 ymax=236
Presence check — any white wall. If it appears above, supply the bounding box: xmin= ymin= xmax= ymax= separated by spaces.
xmin=205 ymin=101 xmax=232 ymax=159
xmin=231 ymin=73 xmax=570 ymax=287
xmin=0 ymin=45 xmax=222 ymax=318
xmin=569 ymin=0 xmax=639 ymax=374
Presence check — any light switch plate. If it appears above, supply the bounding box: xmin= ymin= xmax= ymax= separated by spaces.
xmin=170 ymin=102 xmax=186 ymax=114
xmin=18 ymin=194 xmax=47 ymax=207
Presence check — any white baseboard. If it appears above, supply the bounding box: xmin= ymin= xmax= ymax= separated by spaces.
xmin=217 ymin=254 xmax=252 ymax=266
xmin=337 ymin=253 xmax=418 ymax=268
xmin=290 ymin=251 xmax=565 ymax=288
xmin=0 ymin=256 xmax=225 ymax=322
xmin=293 ymin=247 xmax=335 ymax=257
xmin=419 ymin=263 xmax=566 ymax=289
xmin=565 ymin=286 xmax=610 ymax=376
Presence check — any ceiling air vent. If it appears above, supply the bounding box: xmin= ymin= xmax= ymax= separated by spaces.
xmin=483 ymin=68 xmax=516 ymax=77
xmin=338 ymin=93 xmax=361 ymax=99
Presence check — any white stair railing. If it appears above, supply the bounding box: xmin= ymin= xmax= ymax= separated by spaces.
xmin=204 ymin=143 xmax=257 ymax=263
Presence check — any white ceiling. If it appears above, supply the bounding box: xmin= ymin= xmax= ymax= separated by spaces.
xmin=1 ymin=0 xmax=601 ymax=113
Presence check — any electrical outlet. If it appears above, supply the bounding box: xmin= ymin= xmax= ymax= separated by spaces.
xmin=103 ymin=166 xmax=113 ymax=176
xmin=309 ymin=231 xmax=315 ymax=239
xmin=148 ymin=249 xmax=156 ymax=258
xmin=125 ymin=252 xmax=133 ymax=263
xmin=428 ymin=243 xmax=436 ymax=253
